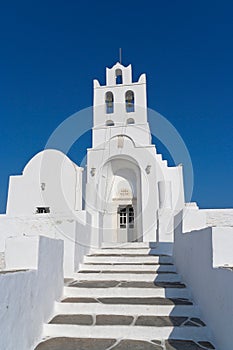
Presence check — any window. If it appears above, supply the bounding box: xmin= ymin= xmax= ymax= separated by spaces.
xmin=36 ymin=207 xmax=50 ymax=214
xmin=105 ymin=91 xmax=114 ymax=114
xmin=106 ymin=120 xmax=114 ymax=126
xmin=115 ymin=69 xmax=122 ymax=84
xmin=128 ymin=207 xmax=134 ymax=228
xmin=119 ymin=205 xmax=134 ymax=229
xmin=125 ymin=90 xmax=135 ymax=112
xmin=127 ymin=118 xmax=135 ymax=125
xmin=119 ymin=207 xmax=127 ymax=228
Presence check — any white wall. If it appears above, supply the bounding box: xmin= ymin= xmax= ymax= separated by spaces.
xmin=157 ymin=209 xmax=174 ymax=242
xmin=0 ymin=252 xmax=4 ymax=269
xmin=0 ymin=236 xmax=64 ymax=350
xmin=182 ymin=204 xmax=207 ymax=232
xmin=74 ymin=210 xmax=98 ymax=271
xmin=174 ymin=211 xmax=233 ymax=350
xmin=201 ymin=209 xmax=233 ymax=227
xmin=212 ymin=227 xmax=233 ymax=267
xmin=0 ymin=212 xmax=97 ymax=277
xmin=5 ymin=236 xmax=39 ymax=270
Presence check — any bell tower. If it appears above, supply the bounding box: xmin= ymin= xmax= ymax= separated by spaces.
xmin=92 ymin=62 xmax=151 ymax=148
xmin=85 ymin=61 xmax=185 ymax=244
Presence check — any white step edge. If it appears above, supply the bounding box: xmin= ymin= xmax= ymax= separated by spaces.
xmin=79 ymin=264 xmax=177 ymax=272
xmin=43 ymin=324 xmax=209 ymax=341
xmin=89 ymin=248 xmax=167 ymax=255
xmin=73 ymin=272 xmax=181 ymax=282
xmin=83 ymin=256 xmax=173 ymax=264
xmin=54 ymin=302 xmax=199 ymax=317
xmin=101 ymin=242 xmax=157 ymax=249
xmin=63 ymin=286 xmax=190 ymax=299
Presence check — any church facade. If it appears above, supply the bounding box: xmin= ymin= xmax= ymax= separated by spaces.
xmin=6 ymin=62 xmax=185 ymax=245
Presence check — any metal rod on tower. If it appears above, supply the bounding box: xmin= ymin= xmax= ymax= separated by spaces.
xmin=119 ymin=48 xmax=122 ymax=64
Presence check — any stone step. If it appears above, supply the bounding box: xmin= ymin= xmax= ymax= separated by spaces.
xmin=55 ymin=301 xmax=199 ymax=317
xmin=63 ymin=285 xmax=190 ymax=299
xmin=35 ymin=337 xmax=215 ymax=350
xmin=79 ymin=264 xmax=177 ymax=273
xmin=83 ymin=255 xmax=173 ymax=265
xmin=61 ymin=296 xmax=193 ymax=306
xmin=67 ymin=280 xmax=187 ymax=289
xmin=101 ymin=242 xmax=158 ymax=249
xmin=74 ymin=272 xmax=181 ymax=282
xmin=90 ymin=247 xmax=149 ymax=253
xmin=84 ymin=261 xmax=174 ymax=266
xmin=49 ymin=314 xmax=206 ymax=328
xmin=88 ymin=248 xmax=169 ymax=256
xmin=78 ymin=270 xmax=177 ymax=275
xmin=42 ymin=324 xmax=210 ymax=343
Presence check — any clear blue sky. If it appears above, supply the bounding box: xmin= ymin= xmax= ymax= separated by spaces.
xmin=0 ymin=0 xmax=232 ymax=212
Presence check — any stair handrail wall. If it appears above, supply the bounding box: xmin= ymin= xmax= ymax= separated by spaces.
xmin=173 ymin=210 xmax=233 ymax=350
xmin=0 ymin=236 xmax=64 ymax=350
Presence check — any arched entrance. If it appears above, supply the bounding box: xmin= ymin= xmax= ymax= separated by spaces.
xmin=99 ymin=157 xmax=142 ymax=243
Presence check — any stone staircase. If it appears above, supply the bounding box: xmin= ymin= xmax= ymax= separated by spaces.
xmin=35 ymin=243 xmax=216 ymax=350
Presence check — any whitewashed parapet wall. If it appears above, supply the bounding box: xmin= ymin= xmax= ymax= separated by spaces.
xmin=181 ymin=204 xmax=233 ymax=232
xmin=0 ymin=236 xmax=64 ymax=350
xmin=182 ymin=203 xmax=207 ymax=232
xmin=201 ymin=209 xmax=233 ymax=227
xmin=174 ymin=210 xmax=233 ymax=350
xmin=0 ymin=212 xmax=95 ymax=277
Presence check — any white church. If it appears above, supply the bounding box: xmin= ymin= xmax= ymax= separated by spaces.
xmin=0 ymin=62 xmax=233 ymax=350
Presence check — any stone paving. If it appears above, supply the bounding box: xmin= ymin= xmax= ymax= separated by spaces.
xmin=62 ymin=296 xmax=193 ymax=305
xmin=35 ymin=337 xmax=215 ymax=350
xmin=50 ymin=314 xmax=206 ymax=327
xmin=69 ymin=280 xmax=186 ymax=288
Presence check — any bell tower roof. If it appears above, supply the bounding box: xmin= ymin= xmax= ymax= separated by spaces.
xmin=106 ymin=62 xmax=132 ymax=86
xmin=93 ymin=62 xmax=146 ymax=88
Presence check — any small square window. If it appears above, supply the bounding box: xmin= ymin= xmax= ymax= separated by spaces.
xmin=36 ymin=207 xmax=50 ymax=214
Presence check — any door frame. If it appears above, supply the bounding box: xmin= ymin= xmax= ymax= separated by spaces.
xmin=117 ymin=204 xmax=137 ymax=242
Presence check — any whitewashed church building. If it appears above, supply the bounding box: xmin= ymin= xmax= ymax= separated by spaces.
xmin=0 ymin=62 xmax=233 ymax=350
